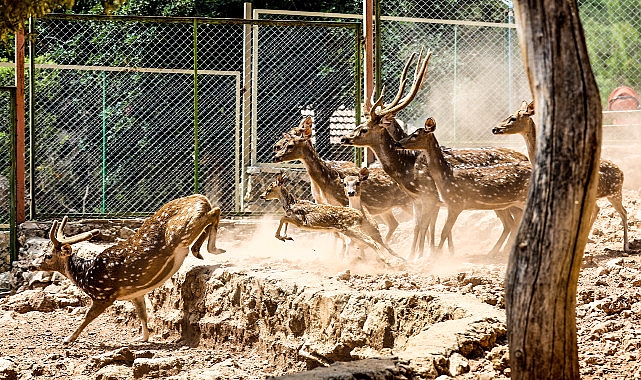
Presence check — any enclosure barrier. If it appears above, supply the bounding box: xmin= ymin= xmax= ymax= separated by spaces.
xmin=0 ymin=86 xmax=18 ymax=264
xmin=27 ymin=15 xmax=361 ymax=218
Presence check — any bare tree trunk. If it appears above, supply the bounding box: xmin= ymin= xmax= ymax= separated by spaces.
xmin=505 ymin=1 xmax=602 ymax=379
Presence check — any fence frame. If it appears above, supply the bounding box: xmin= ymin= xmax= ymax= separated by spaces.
xmin=26 ymin=14 xmax=363 ymax=218
xmin=1 ymin=86 xmax=18 ymax=263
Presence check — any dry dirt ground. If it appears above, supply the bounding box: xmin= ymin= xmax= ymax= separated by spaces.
xmin=0 ymin=189 xmax=640 ymax=379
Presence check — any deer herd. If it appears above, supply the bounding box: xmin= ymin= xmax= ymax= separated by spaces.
xmin=30 ymin=49 xmax=630 ymax=343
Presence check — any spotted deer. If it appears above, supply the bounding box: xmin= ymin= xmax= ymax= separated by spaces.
xmin=493 ymin=100 xmax=629 ymax=251
xmin=341 ymin=167 xmax=399 ymax=256
xmin=259 ymin=174 xmax=404 ymax=265
xmin=341 ymin=49 xmax=528 ymax=258
xmin=29 ymin=194 xmax=225 ymax=343
xmin=397 ymin=117 xmax=531 ymax=254
xmin=273 ymin=118 xmax=412 ymax=242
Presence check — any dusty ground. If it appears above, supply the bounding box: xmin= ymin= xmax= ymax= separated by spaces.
xmin=0 ymin=189 xmax=640 ymax=379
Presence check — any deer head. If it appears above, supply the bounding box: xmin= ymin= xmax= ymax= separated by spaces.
xmin=343 ymin=167 xmax=369 ymax=198
xmin=30 ymin=217 xmax=100 ymax=273
xmin=273 ymin=118 xmax=314 ymax=163
xmin=260 ymin=174 xmax=287 ymax=201
xmin=342 ymin=49 xmax=431 ymax=146
xmin=395 ymin=117 xmax=437 ymax=150
xmin=492 ymin=100 xmax=535 ymax=135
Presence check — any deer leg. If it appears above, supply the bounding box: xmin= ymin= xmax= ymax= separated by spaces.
xmin=502 ymin=206 xmax=523 ymax=255
xmin=65 ymin=300 xmax=113 ymax=344
xmin=409 ymin=201 xmax=425 ymax=261
xmin=276 ymin=218 xmax=293 ymax=241
xmin=344 ymin=229 xmax=388 ymax=264
xmin=378 ymin=211 xmax=399 ymax=243
xmin=608 ymin=193 xmax=629 ymax=251
xmin=438 ymin=208 xmax=462 ymax=255
xmin=205 ymin=209 xmax=225 ymax=255
xmin=131 ymin=296 xmax=150 ymax=342
xmin=488 ymin=209 xmax=514 ymax=257
xmin=191 ymin=225 xmax=209 ymax=259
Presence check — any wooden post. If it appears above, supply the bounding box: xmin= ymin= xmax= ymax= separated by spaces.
xmin=505 ymin=1 xmax=601 ymax=379
xmin=14 ymin=28 xmax=26 ymax=224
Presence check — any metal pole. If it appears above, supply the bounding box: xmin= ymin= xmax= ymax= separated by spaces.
xmin=241 ymin=2 xmax=252 ymax=211
xmin=507 ymin=6 xmax=514 ymax=113
xmin=101 ymin=71 xmax=106 ymax=213
xmin=28 ymin=17 xmax=35 ymax=219
xmin=374 ymin=0 xmax=382 ymax=99
xmin=193 ymin=19 xmax=200 ymax=194
xmin=453 ymin=24 xmax=458 ymax=144
xmin=14 ymin=28 xmax=26 ymax=224
xmin=5 ymin=87 xmax=18 ymax=263
xmin=354 ymin=26 xmax=363 ymax=167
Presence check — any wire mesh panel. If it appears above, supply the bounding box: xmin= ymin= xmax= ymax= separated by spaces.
xmin=32 ymin=15 xmax=360 ymax=217
xmin=0 ymin=90 xmax=10 ymax=226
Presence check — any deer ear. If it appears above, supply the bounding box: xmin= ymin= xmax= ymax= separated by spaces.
xmin=60 ymin=244 xmax=72 ymax=258
xmin=303 ymin=124 xmax=313 ymax=139
xmin=381 ymin=113 xmax=395 ymax=125
xmin=304 ymin=117 xmax=313 ymax=127
xmin=359 ymin=167 xmax=369 ymax=181
xmin=527 ymin=101 xmax=535 ymax=116
xmin=425 ymin=117 xmax=436 ymax=130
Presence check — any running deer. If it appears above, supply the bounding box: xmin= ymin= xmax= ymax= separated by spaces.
xmin=341 ymin=49 xmax=528 ymax=258
xmin=493 ymin=100 xmax=629 ymax=251
xmin=29 ymin=195 xmax=225 ymax=343
xmin=259 ymin=174 xmax=404 ymax=266
xmin=397 ymin=117 xmax=531 ymax=254
xmin=273 ymin=118 xmax=412 ymax=242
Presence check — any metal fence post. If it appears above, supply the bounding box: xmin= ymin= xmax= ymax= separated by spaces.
xmin=241 ymin=2 xmax=253 ymax=212
xmin=101 ymin=71 xmax=107 ymax=213
xmin=4 ymin=86 xmax=18 ymax=263
xmin=354 ymin=25 xmax=363 ymax=167
xmin=193 ymin=19 xmax=200 ymax=194
xmin=28 ymin=17 xmax=35 ymax=219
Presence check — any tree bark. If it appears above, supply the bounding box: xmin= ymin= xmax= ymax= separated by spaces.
xmin=506 ymin=1 xmax=602 ymax=379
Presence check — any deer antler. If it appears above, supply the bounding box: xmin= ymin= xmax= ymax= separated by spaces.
xmin=374 ymin=48 xmax=431 ymax=118
xmin=49 ymin=216 xmax=100 ymax=248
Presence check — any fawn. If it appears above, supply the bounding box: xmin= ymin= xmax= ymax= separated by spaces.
xmin=30 ymin=194 xmax=224 ymax=343
xmin=260 ymin=174 xmax=404 ymax=265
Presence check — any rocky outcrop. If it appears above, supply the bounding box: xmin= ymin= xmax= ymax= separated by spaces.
xmin=146 ymin=261 xmax=506 ymax=377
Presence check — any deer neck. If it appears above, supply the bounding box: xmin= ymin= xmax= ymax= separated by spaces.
xmin=64 ymin=255 xmax=97 ymax=291
xmin=299 ymin=142 xmax=343 ymax=191
xmin=369 ymin=132 xmax=419 ymax=191
xmin=348 ymin=196 xmax=363 ymax=211
xmin=423 ymin=133 xmax=454 ymax=192
xmin=279 ymin=187 xmax=297 ymax=212
xmin=522 ymin=118 xmax=537 ymax=163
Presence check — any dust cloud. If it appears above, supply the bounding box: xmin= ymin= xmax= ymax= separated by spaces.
xmin=206 ymin=210 xmax=508 ymax=279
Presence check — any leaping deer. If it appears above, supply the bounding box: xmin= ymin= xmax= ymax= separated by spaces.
xmin=493 ymin=100 xmax=629 ymax=251
xmin=29 ymin=194 xmax=225 ymax=343
xmin=259 ymin=174 xmax=404 ymax=266
xmin=396 ymin=117 xmax=531 ymax=254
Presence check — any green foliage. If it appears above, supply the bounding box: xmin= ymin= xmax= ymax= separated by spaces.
xmin=580 ymin=0 xmax=641 ymax=105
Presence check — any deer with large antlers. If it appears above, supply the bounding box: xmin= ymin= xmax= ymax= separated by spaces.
xmin=493 ymin=100 xmax=629 ymax=251
xmin=273 ymin=118 xmax=412 ymax=242
xmin=341 ymin=49 xmax=530 ymax=257
xmin=259 ymin=174 xmax=404 ymax=266
xmin=29 ymin=194 xmax=225 ymax=343
xmin=397 ymin=117 xmax=531 ymax=254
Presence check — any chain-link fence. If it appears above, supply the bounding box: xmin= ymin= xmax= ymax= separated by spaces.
xmin=3 ymin=2 xmax=641 ymax=222
xmin=0 ymin=86 xmax=17 ymax=267
xmin=29 ymin=15 xmax=360 ymax=218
